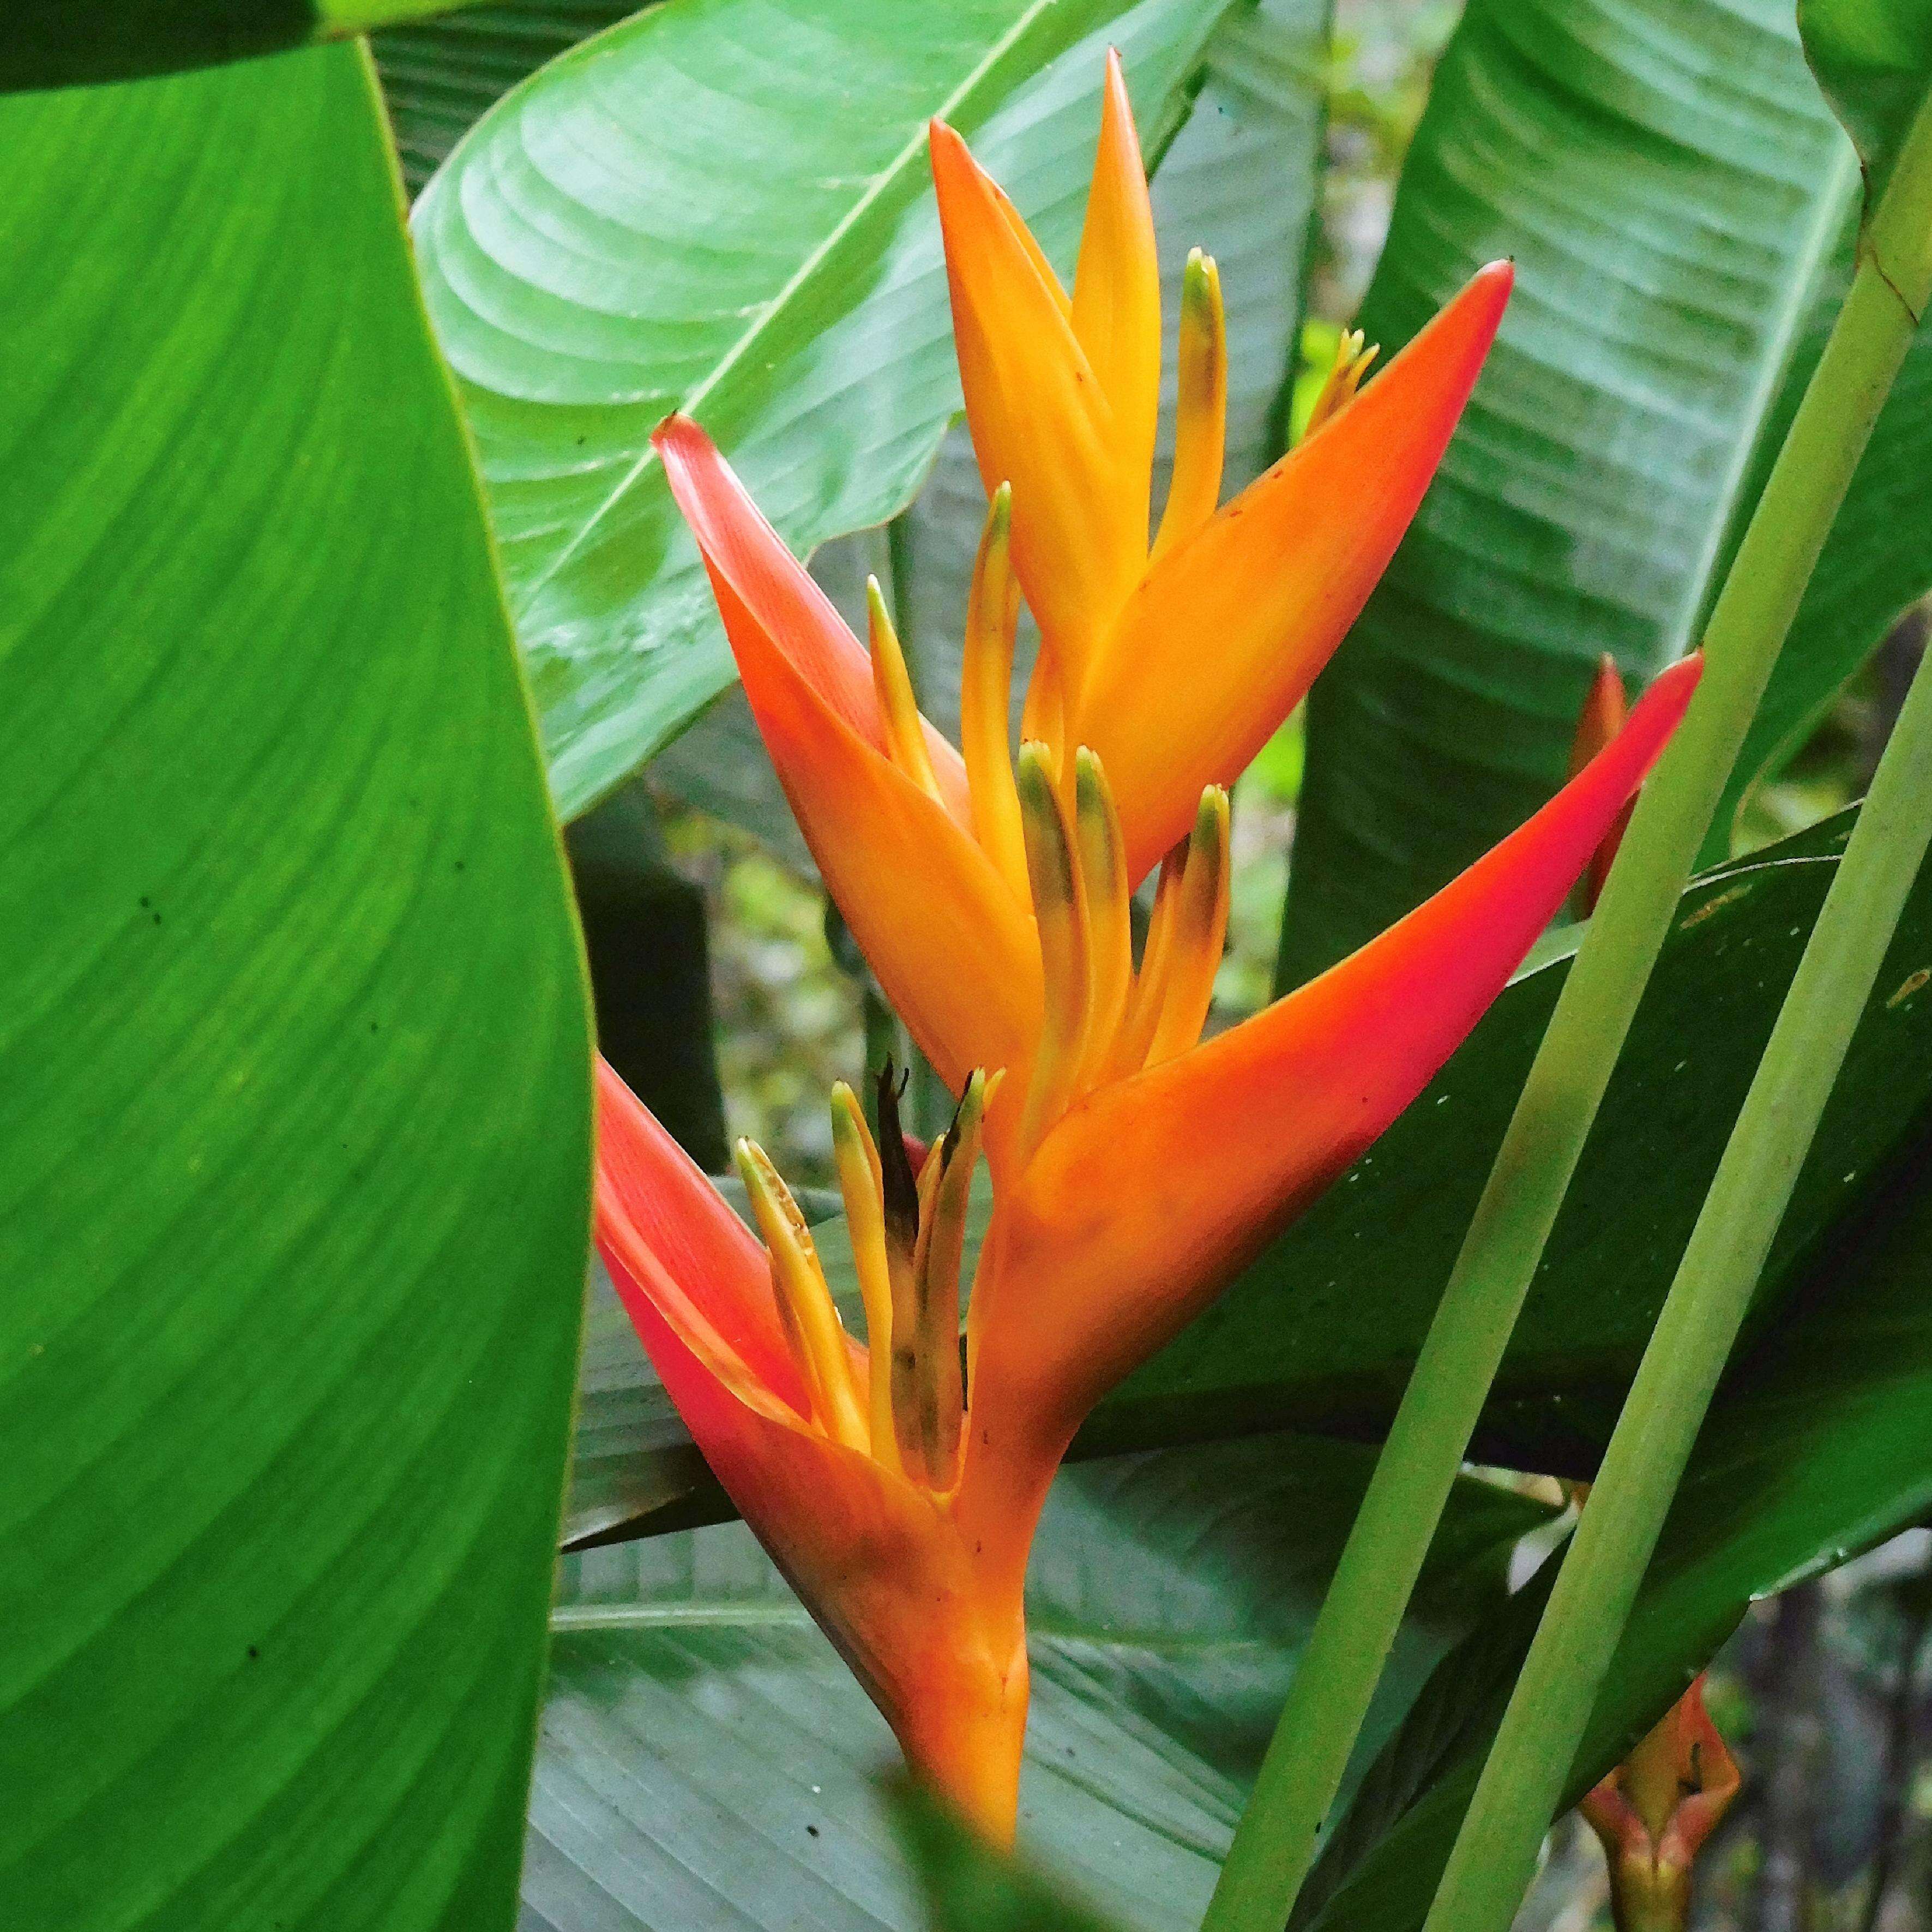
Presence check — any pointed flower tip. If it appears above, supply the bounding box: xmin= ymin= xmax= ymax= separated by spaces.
xmin=1639 ymin=650 xmax=1703 ymax=727
xmin=829 ymin=1081 xmax=868 ymax=1144
xmin=952 ymin=1066 xmax=994 ymax=1141
xmin=1420 ymin=258 xmax=1515 ymax=370
xmin=927 ymin=115 xmax=974 ymax=181
xmin=1073 ymin=745 xmax=1122 ymax=846
xmin=731 ymin=1135 xmax=768 ymax=1193
xmin=1570 ymin=654 xmax=1630 ymax=775
xmin=1465 ymin=258 xmax=1514 ymax=320
xmin=650 ymin=409 xmax=705 ymax=462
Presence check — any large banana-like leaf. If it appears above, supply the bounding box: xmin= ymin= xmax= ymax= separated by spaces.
xmin=1278 ymin=0 xmax=1932 ymax=985
xmin=2 ymin=0 xmax=487 ymax=88
xmin=0 ymin=45 xmax=591 ymax=1929
xmin=412 ymin=0 xmax=1246 ymax=820
xmin=520 ymin=1437 xmax=1545 ymax=1931
xmin=561 ymin=804 xmax=1932 ymax=1546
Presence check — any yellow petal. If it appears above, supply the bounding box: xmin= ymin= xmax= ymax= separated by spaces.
xmin=1014 ymin=743 xmax=1089 ymax=1160
xmin=868 ymin=575 xmax=944 ymax=804
xmin=1072 ymin=748 xmax=1133 ymax=1090
xmin=960 ymin=483 xmax=1030 ymax=905
xmin=735 ymin=1139 xmax=869 ymax=1451
xmin=829 ymin=1084 xmax=902 ymax=1473
xmin=1143 ymin=786 xmax=1230 ymax=1066
xmin=1151 ymin=249 xmax=1226 ymax=561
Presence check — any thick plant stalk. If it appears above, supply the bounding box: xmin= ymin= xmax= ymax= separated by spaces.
xmin=1201 ymin=87 xmax=1932 ymax=1932
xmin=1423 ymin=561 xmax=1932 ymax=1932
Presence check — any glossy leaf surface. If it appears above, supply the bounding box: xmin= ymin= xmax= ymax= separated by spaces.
xmin=1278 ymin=0 xmax=1932 ymax=983
xmin=372 ymin=0 xmax=644 ymax=193
xmin=1800 ymin=0 xmax=1932 ymax=195
xmin=0 ymin=45 xmax=591 ymax=1929
xmin=414 ymin=0 xmax=1246 ymax=818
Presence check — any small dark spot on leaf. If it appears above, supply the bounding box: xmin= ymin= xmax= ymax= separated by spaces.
xmin=454 ymin=859 xmax=466 ymax=872
xmin=247 ymin=1646 xmax=260 ymax=1660
xmin=806 ymin=1825 xmax=820 ymax=1838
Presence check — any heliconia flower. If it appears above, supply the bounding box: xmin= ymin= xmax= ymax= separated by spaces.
xmin=649 ymin=393 xmax=1699 ymax=1823
xmin=594 ymin=1057 xmax=1030 ymax=1841
xmin=1579 ymin=1674 xmax=1740 ymax=1932
xmin=641 ymin=49 xmax=1705 ymax=1839
xmin=1570 ymin=653 xmax=1634 ymax=917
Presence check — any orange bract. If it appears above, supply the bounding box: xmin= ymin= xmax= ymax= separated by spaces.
xmin=595 ymin=1062 xmax=1027 ymax=1841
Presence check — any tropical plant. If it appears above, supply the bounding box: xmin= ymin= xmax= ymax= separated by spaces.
xmin=7 ymin=1 xmax=1932 ymax=1930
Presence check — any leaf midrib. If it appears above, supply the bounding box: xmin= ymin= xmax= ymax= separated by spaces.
xmin=550 ymin=1602 xmax=1334 ymax=1658
xmin=509 ymin=0 xmax=1075 ymax=617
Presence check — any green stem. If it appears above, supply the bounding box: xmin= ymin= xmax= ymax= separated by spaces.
xmin=1419 ymin=93 xmax=1932 ymax=1932
xmin=1424 ymin=505 xmax=1932 ymax=1932
xmin=1202 ymin=91 xmax=1932 ymax=1932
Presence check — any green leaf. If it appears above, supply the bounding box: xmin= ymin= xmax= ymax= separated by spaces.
xmin=372 ymin=1 xmax=647 ymax=196
xmin=1293 ymin=1120 xmax=1932 ymax=1932
xmin=1277 ymin=0 xmax=1932 ymax=984
xmin=0 ymin=45 xmax=590 ymax=1928
xmin=1800 ymin=0 xmax=1932 ymax=196
xmin=525 ymin=1436 xmax=1545 ymax=1930
xmin=0 ymin=0 xmax=487 ymax=90
xmin=413 ymin=0 xmax=1247 ymax=821
xmin=559 ymin=803 xmax=1932 ymax=1544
